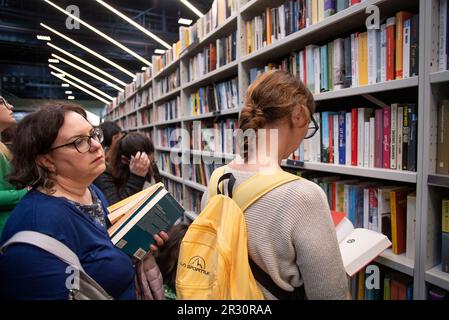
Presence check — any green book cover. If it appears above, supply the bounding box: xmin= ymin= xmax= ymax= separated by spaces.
xmin=328 ymin=41 xmax=334 ymax=91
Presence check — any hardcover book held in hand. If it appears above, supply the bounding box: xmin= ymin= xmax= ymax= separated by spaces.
xmin=332 ymin=211 xmax=392 ymax=277
xmin=107 ymin=183 xmax=185 ymax=260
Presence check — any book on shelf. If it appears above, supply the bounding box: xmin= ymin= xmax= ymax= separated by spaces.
xmin=156 ymin=97 xmax=181 ymax=123
xmin=443 ymin=199 xmax=449 ymax=274
xmin=406 ymin=193 xmax=416 ymax=261
xmin=107 ymin=183 xmax=184 ymax=260
xmin=439 ymin=0 xmax=449 ymax=72
xmin=156 ymin=67 xmax=180 ymax=96
xmin=332 ymin=211 xmax=392 ymax=277
xmin=152 ymin=41 xmax=181 ymax=73
xmin=437 ymin=101 xmax=449 ymax=174
xmin=428 ymin=286 xmax=449 ymax=300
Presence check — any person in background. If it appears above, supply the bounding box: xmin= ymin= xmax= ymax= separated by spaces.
xmin=98 ymin=121 xmax=123 ymax=162
xmin=1 ymin=123 xmax=17 ymax=152
xmin=0 ymin=104 xmax=167 ymax=299
xmin=201 ymin=70 xmax=350 ymax=300
xmin=94 ymin=132 xmax=161 ymax=205
xmin=0 ymin=97 xmax=27 ymax=235
xmin=156 ymin=222 xmax=189 ymax=300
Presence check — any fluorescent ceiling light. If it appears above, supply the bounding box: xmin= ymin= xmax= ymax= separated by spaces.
xmin=65 ymin=91 xmax=73 ymax=94
xmin=141 ymin=66 xmax=147 ymax=71
xmin=62 ymin=83 xmax=70 ymax=87
xmin=44 ymin=0 xmax=151 ymax=66
xmin=37 ymin=35 xmax=51 ymax=41
xmin=52 ymin=53 xmax=124 ymax=92
xmin=51 ymin=72 xmax=110 ymax=104
xmin=179 ymin=0 xmax=204 ymax=18
xmin=67 ymin=96 xmax=75 ymax=100
xmin=95 ymin=0 xmax=171 ymax=50
xmin=40 ymin=23 xmax=135 ymax=79
xmin=47 ymin=42 xmax=127 ymax=87
xmin=178 ymin=18 xmax=193 ymax=26
xmin=49 ymin=64 xmax=114 ymax=100
xmin=154 ymin=49 xmax=166 ymax=54
xmin=48 ymin=58 xmax=59 ymax=63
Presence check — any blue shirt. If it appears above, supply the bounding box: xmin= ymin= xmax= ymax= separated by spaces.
xmin=0 ymin=185 xmax=136 ymax=300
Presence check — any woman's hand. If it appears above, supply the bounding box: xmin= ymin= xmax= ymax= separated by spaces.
xmin=129 ymin=152 xmax=150 ymax=177
xmin=149 ymin=231 xmax=169 ymax=253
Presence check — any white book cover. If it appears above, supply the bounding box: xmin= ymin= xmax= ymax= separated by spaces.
xmin=406 ymin=193 xmax=416 ymax=261
xmin=397 ymin=106 xmax=404 ymax=170
xmin=299 ymin=51 xmax=306 ymax=84
xmin=344 ymin=185 xmax=350 ymax=216
xmin=439 ymin=0 xmax=448 ymax=71
xmin=345 ymin=112 xmax=352 ymax=166
xmin=380 ymin=23 xmax=387 ymax=83
xmin=367 ymin=29 xmax=377 ymax=85
xmin=279 ymin=4 xmax=286 ymax=40
xmin=334 ymin=114 xmax=339 ymax=165
xmin=313 ymin=47 xmax=321 ymax=94
xmin=403 ymin=18 xmax=411 ymax=79
xmin=303 ymin=139 xmax=310 ymax=162
xmin=335 ymin=217 xmax=392 ymax=277
xmin=333 ymin=38 xmax=345 ymax=90
xmin=364 ymin=122 xmax=370 ymax=167
xmin=363 ymin=188 xmax=370 ymax=229
xmin=390 ymin=104 xmax=397 ymax=169
xmin=369 ymin=117 xmax=375 ymax=168
xmin=351 ymin=33 xmax=359 ymax=87
xmin=306 ymin=45 xmax=316 ymax=93
xmin=314 ymin=113 xmax=321 ymax=162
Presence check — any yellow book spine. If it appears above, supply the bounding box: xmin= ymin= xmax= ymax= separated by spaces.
xmin=443 ymin=199 xmax=449 ymax=233
xmin=357 ymin=271 xmax=365 ymax=300
xmin=390 ymin=191 xmax=398 ymax=254
xmin=312 ymin=0 xmax=318 ymax=25
xmin=358 ymin=32 xmax=368 ymax=86
xmin=318 ymin=0 xmax=325 ymax=22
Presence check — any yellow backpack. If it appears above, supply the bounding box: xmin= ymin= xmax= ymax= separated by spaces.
xmin=175 ymin=166 xmax=300 ymax=300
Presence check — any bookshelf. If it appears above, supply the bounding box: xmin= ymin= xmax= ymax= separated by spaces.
xmin=104 ymin=0 xmax=449 ymax=299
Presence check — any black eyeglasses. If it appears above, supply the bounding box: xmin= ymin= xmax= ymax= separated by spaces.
xmin=48 ymin=128 xmax=104 ymax=154
xmin=304 ymin=115 xmax=320 ymax=140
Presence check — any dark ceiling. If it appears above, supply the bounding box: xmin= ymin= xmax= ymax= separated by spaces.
xmin=0 ymin=0 xmax=213 ymax=103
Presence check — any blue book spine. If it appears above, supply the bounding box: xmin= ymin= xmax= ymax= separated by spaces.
xmin=406 ymin=284 xmax=414 ymax=300
xmin=293 ymin=0 xmax=297 ymax=33
xmin=320 ymin=45 xmax=328 ymax=92
xmin=324 ymin=0 xmax=336 ymax=17
xmin=348 ymin=186 xmax=356 ymax=225
xmin=336 ymin=0 xmax=348 ymax=12
xmin=355 ymin=186 xmax=364 ymax=228
xmin=299 ymin=143 xmax=304 ymax=161
xmin=321 ymin=112 xmax=330 ymax=163
xmin=338 ymin=111 xmax=346 ymax=164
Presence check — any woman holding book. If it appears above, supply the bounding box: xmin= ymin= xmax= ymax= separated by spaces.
xmin=201 ymin=70 xmax=350 ymax=300
xmin=94 ymin=132 xmax=161 ymax=205
xmin=0 ymin=104 xmax=167 ymax=300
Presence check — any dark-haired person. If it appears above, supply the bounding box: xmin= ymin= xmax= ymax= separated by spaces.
xmin=0 ymin=104 xmax=167 ymax=300
xmin=1 ymin=123 xmax=17 ymax=152
xmin=201 ymin=70 xmax=350 ymax=300
xmin=0 ymin=97 xmax=27 ymax=235
xmin=94 ymin=132 xmax=161 ymax=205
xmin=98 ymin=121 xmax=123 ymax=161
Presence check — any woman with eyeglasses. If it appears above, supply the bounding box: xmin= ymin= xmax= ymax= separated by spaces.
xmin=0 ymin=104 xmax=167 ymax=299
xmin=200 ymin=70 xmax=350 ymax=300
xmin=0 ymin=97 xmax=27 ymax=235
xmin=94 ymin=132 xmax=161 ymax=206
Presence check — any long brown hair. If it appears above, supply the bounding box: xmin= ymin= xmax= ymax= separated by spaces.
xmin=109 ymin=132 xmax=161 ymax=198
xmin=239 ymin=70 xmax=316 ymax=160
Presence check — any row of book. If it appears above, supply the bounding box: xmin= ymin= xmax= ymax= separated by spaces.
xmin=155 ymin=68 xmax=180 ymax=96
xmin=350 ymin=264 xmax=414 ymax=300
xmin=187 ymin=161 xmax=221 ymax=187
xmin=161 ymin=177 xmax=183 ymax=208
xmin=437 ymin=101 xmax=449 ymax=174
xmin=244 ymin=0 xmax=365 ymax=55
xmin=189 ymin=118 xmax=239 ymax=155
xmin=188 ymin=31 xmax=237 ymax=82
xmin=289 ymin=105 xmax=418 ymax=172
xmin=249 ymin=11 xmax=419 ymax=94
xmin=429 ymin=285 xmax=449 ymax=300
xmin=439 ymin=0 xmax=449 ymax=72
xmin=442 ymin=199 xmax=449 ymax=274
xmin=185 ymin=187 xmax=203 ymax=215
xmin=138 ymin=108 xmax=153 ymax=127
xmin=292 ymin=170 xmax=416 ymax=257
xmin=155 ymin=126 xmax=182 ymax=148
xmin=188 ymin=77 xmax=239 ymax=116
xmin=179 ymin=0 xmax=237 ymax=51
xmin=158 ymin=152 xmax=182 ymax=178
xmin=152 ymin=41 xmax=182 ymax=74
xmin=155 ymin=97 xmax=181 ymax=123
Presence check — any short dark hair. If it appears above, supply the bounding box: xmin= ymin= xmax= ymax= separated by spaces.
xmin=9 ymin=104 xmax=87 ymax=190
xmin=99 ymin=121 xmax=122 ymax=148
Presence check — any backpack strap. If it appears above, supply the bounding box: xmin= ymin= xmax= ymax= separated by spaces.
xmin=208 ymin=166 xmax=227 ymax=198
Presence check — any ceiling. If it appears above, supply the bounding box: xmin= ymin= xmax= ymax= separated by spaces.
xmin=0 ymin=0 xmax=213 ymax=106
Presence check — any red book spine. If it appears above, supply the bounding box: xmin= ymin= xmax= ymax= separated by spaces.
xmin=386 ymin=18 xmax=396 ymax=81
xmin=351 ymin=109 xmax=358 ymax=166
xmin=329 ymin=113 xmax=334 ymax=164
xmin=351 ymin=0 xmax=361 ymax=4
xmin=383 ymin=107 xmax=391 ymax=169
xmin=375 ymin=109 xmax=383 ymax=168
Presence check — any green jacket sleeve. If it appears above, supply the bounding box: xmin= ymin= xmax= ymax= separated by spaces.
xmin=0 ymin=188 xmax=27 ymax=210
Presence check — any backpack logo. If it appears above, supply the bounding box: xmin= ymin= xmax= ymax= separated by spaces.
xmin=180 ymin=256 xmax=210 ymax=275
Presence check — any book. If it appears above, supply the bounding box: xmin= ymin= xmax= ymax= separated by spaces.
xmin=395 ymin=12 xmax=413 ymax=79
xmin=406 ymin=193 xmax=416 ymax=261
xmin=386 ymin=17 xmax=396 ymax=81
xmin=108 ymin=183 xmax=185 ymax=260
xmin=332 ymin=211 xmax=392 ymax=277
xmin=410 ymin=14 xmax=420 ymax=77
xmin=443 ymin=199 xmax=449 ymax=273
xmin=437 ymin=101 xmax=449 ymax=174
xmin=390 ymin=188 xmax=411 ymax=254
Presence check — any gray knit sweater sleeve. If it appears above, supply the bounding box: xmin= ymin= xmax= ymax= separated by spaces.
xmin=201 ymin=170 xmax=350 ymax=300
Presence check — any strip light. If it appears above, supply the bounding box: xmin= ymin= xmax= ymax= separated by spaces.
xmin=95 ymin=0 xmax=171 ymax=50
xmin=178 ymin=18 xmax=193 ymax=26
xmin=49 ymin=64 xmax=114 ymax=101
xmin=40 ymin=23 xmax=135 ymax=79
xmin=67 ymin=96 xmax=75 ymax=100
xmin=47 ymin=42 xmax=127 ymax=87
xmin=51 ymin=72 xmax=110 ymax=104
xmin=52 ymin=53 xmax=124 ymax=92
xmin=179 ymin=0 xmax=204 ymax=18
xmin=61 ymin=83 xmax=70 ymax=87
xmin=48 ymin=58 xmax=59 ymax=63
xmin=44 ymin=0 xmax=152 ymax=66
xmin=65 ymin=91 xmax=73 ymax=94
xmin=154 ymin=49 xmax=166 ymax=54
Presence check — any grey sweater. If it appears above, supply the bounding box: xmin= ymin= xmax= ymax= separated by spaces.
xmin=201 ymin=167 xmax=350 ymax=300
